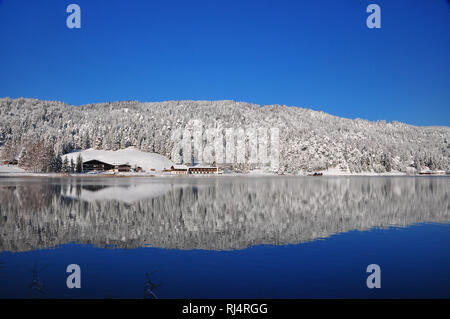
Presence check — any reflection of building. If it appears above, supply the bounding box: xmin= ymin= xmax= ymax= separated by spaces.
xmin=83 ymin=160 xmax=115 ymax=172
xmin=2 ymin=177 xmax=450 ymax=252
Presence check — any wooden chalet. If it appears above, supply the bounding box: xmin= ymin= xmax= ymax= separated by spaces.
xmin=82 ymin=159 xmax=115 ymax=172
xmin=115 ymin=164 xmax=132 ymax=172
xmin=167 ymin=165 xmax=188 ymax=175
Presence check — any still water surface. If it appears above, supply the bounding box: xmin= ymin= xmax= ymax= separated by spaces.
xmin=0 ymin=176 xmax=449 ymax=298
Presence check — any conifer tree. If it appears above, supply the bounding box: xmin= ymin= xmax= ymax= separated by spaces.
xmin=76 ymin=154 xmax=83 ymax=173
xmin=70 ymin=158 xmax=75 ymax=173
xmin=62 ymin=157 xmax=70 ymax=173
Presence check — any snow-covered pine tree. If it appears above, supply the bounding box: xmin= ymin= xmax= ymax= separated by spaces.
xmin=49 ymin=153 xmax=62 ymax=173
xmin=62 ymin=156 xmax=70 ymax=173
xmin=70 ymin=158 xmax=75 ymax=173
xmin=75 ymin=154 xmax=83 ymax=173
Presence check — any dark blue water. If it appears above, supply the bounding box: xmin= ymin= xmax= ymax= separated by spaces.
xmin=0 ymin=176 xmax=449 ymax=298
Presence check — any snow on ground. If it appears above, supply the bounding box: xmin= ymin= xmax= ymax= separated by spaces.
xmin=0 ymin=165 xmax=26 ymax=173
xmin=62 ymin=147 xmax=174 ymax=172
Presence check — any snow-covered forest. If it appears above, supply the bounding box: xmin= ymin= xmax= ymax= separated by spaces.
xmin=1 ymin=177 xmax=448 ymax=252
xmin=0 ymin=97 xmax=449 ymax=173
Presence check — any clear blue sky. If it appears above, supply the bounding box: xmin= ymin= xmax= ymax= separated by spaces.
xmin=0 ymin=0 xmax=449 ymax=126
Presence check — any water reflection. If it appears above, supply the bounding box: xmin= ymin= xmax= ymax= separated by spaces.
xmin=0 ymin=177 xmax=449 ymax=252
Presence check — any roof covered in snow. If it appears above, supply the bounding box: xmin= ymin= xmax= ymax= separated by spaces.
xmin=62 ymin=147 xmax=174 ymax=172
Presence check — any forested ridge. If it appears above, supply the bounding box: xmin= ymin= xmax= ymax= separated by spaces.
xmin=0 ymin=97 xmax=449 ymax=173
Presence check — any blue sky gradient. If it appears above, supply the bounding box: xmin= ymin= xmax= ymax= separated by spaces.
xmin=0 ymin=0 xmax=449 ymax=125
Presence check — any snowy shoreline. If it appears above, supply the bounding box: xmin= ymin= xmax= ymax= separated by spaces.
xmin=0 ymin=168 xmax=448 ymax=178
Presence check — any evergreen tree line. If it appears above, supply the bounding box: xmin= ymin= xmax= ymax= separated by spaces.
xmin=1 ymin=139 xmax=83 ymax=173
xmin=0 ymin=97 xmax=449 ymax=173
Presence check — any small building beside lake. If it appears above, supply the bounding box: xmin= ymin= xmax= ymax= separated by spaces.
xmin=165 ymin=165 xmax=219 ymax=175
xmin=83 ymin=160 xmax=115 ymax=172
xmin=61 ymin=147 xmax=175 ymax=174
xmin=115 ymin=164 xmax=132 ymax=173
xmin=81 ymin=160 xmax=135 ymax=173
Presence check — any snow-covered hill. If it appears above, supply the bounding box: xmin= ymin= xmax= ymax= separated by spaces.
xmin=62 ymin=147 xmax=174 ymax=171
xmin=0 ymin=97 xmax=449 ymax=173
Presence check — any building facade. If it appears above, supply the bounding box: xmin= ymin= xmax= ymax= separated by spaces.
xmin=82 ymin=160 xmax=115 ymax=172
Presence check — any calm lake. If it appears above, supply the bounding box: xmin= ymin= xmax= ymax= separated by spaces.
xmin=0 ymin=176 xmax=449 ymax=298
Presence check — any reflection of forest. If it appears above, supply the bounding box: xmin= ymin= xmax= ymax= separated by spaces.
xmin=0 ymin=177 xmax=449 ymax=252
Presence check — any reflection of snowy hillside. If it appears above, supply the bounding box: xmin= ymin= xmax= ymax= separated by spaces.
xmin=62 ymin=147 xmax=174 ymax=172
xmin=0 ymin=177 xmax=449 ymax=252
